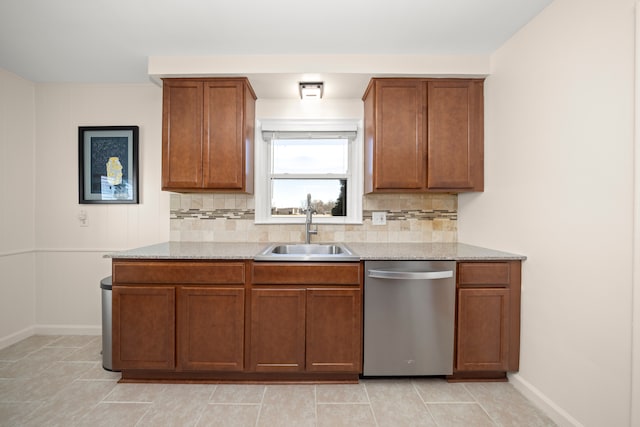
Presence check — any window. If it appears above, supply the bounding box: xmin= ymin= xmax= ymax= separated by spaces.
xmin=255 ymin=120 xmax=363 ymax=224
xmin=271 ymin=138 xmax=348 ymax=218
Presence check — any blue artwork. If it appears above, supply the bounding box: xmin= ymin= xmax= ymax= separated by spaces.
xmin=79 ymin=125 xmax=138 ymax=204
xmin=90 ymin=136 xmax=129 ymax=195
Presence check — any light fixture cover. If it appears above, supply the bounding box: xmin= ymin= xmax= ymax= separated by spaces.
xmin=299 ymin=82 xmax=324 ymax=99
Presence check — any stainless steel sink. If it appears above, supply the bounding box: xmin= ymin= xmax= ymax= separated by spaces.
xmin=254 ymin=243 xmax=359 ymax=262
xmin=271 ymin=244 xmax=344 ymax=255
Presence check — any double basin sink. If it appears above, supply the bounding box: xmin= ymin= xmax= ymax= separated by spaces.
xmin=254 ymin=243 xmax=359 ymax=262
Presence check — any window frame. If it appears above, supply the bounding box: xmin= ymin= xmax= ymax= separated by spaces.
xmin=254 ymin=119 xmax=363 ymax=225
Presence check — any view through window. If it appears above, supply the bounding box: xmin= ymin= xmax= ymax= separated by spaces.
xmin=270 ymin=138 xmax=349 ymax=218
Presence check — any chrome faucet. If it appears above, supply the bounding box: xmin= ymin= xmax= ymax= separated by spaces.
xmin=304 ymin=193 xmax=318 ymax=244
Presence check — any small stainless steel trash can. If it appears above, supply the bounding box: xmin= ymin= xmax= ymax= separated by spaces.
xmin=100 ymin=276 xmax=119 ymax=371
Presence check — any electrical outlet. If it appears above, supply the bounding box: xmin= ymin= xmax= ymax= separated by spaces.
xmin=78 ymin=210 xmax=89 ymax=227
xmin=372 ymin=211 xmax=386 ymax=225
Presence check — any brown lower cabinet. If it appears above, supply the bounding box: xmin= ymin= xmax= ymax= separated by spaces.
xmin=111 ymin=258 xmax=518 ymax=383
xmin=250 ymin=288 xmax=306 ymax=372
xmin=113 ymin=286 xmax=245 ymax=372
xmin=249 ymin=262 xmax=363 ymax=375
xmin=177 ymin=286 xmax=245 ymax=372
xmin=249 ymin=287 xmax=362 ymax=373
xmin=112 ymin=285 xmax=175 ymax=371
xmin=112 ymin=261 xmax=246 ymax=375
xmin=306 ymin=288 xmax=362 ymax=372
xmin=450 ymin=261 xmax=521 ymax=381
xmin=111 ymin=259 xmax=362 ymax=382
xmin=456 ymin=288 xmax=510 ymax=372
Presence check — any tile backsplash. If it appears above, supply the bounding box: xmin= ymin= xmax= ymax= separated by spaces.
xmin=170 ymin=193 xmax=457 ymax=243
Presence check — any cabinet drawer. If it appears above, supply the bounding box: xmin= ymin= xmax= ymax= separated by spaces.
xmin=113 ymin=261 xmax=245 ymax=284
xmin=252 ymin=263 xmax=362 ymax=285
xmin=458 ymin=262 xmax=510 ymax=287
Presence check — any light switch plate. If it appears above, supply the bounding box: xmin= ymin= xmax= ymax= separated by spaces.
xmin=78 ymin=210 xmax=89 ymax=227
xmin=372 ymin=211 xmax=386 ymax=225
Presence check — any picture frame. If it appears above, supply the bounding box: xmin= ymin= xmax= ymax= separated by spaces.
xmin=78 ymin=125 xmax=139 ymax=204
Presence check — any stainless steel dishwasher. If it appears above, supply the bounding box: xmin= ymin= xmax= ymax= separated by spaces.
xmin=363 ymin=260 xmax=456 ymax=376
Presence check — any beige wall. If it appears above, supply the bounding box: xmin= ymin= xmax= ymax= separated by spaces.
xmin=0 ymin=79 xmax=170 ymax=339
xmin=0 ymin=69 xmax=36 ymax=346
xmin=33 ymin=83 xmax=170 ymax=330
xmin=458 ymin=0 xmax=636 ymax=425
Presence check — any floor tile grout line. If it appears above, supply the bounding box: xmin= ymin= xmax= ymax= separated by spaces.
xmin=206 ymin=383 xmax=218 ymax=403
xmin=463 ymin=383 xmax=501 ymax=426
xmin=0 ymin=398 xmax=49 ymax=404
xmin=362 ymin=381 xmax=380 ymax=427
xmin=413 ymin=380 xmax=440 ymax=427
xmin=478 ymin=401 xmax=501 ymax=426
xmin=207 ymin=402 xmax=263 ymax=406
xmin=133 ymin=401 xmax=155 ymax=427
xmin=253 ymin=382 xmax=267 ymax=427
xmin=316 ymin=402 xmax=375 ymax=405
xmin=422 ymin=401 xmax=482 ymax=405
xmin=22 ymin=399 xmax=47 ymax=423
xmin=75 ymin=400 xmax=103 ymax=425
xmin=44 ymin=345 xmax=89 ymax=349
xmin=192 ymin=403 xmax=207 ymax=427
xmin=183 ymin=387 xmax=215 ymax=427
xmin=314 ymin=385 xmax=318 ymax=427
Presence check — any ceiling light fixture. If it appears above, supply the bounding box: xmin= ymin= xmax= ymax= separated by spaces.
xmin=299 ymin=82 xmax=324 ymax=99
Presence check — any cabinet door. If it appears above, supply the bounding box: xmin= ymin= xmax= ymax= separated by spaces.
xmin=203 ymin=80 xmax=245 ymax=190
xmin=371 ymin=79 xmax=426 ymax=190
xmin=456 ymin=288 xmax=509 ymax=371
xmin=250 ymin=289 xmax=306 ymax=372
xmin=306 ymin=288 xmax=362 ymax=373
xmin=162 ymin=80 xmax=204 ymax=190
xmin=112 ymin=286 xmax=175 ymax=370
xmin=427 ymin=80 xmax=483 ymax=190
xmin=177 ymin=287 xmax=244 ymax=371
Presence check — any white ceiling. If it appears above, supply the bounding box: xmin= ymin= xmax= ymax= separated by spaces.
xmin=0 ymin=0 xmax=552 ymax=98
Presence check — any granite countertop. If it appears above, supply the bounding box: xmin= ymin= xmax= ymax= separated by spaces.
xmin=106 ymin=241 xmax=525 ymax=261
xmin=346 ymin=242 xmax=525 ymax=260
xmin=105 ymin=241 xmax=266 ymax=259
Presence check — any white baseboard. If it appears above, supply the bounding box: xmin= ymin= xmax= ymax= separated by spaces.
xmin=0 ymin=326 xmax=36 ymax=350
xmin=0 ymin=325 xmax=102 ymax=350
xmin=34 ymin=324 xmax=102 ymax=336
xmin=508 ymin=373 xmax=584 ymax=427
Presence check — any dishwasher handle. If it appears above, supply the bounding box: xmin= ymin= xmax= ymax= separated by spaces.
xmin=367 ymin=269 xmax=453 ymax=280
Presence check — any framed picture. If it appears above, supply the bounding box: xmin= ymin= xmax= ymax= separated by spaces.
xmin=78 ymin=126 xmax=139 ymax=204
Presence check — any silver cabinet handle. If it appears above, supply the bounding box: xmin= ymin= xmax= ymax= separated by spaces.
xmin=367 ymin=269 xmax=453 ymax=280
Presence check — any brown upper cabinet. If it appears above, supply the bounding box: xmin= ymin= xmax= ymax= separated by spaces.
xmin=162 ymin=78 xmax=256 ymax=193
xmin=363 ymin=78 xmax=484 ymax=193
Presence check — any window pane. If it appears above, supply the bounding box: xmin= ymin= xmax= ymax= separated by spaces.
xmin=272 ymin=139 xmax=348 ymax=174
xmin=271 ymin=179 xmax=346 ymax=217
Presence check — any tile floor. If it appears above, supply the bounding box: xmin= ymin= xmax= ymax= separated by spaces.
xmin=0 ymin=335 xmax=556 ymax=427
